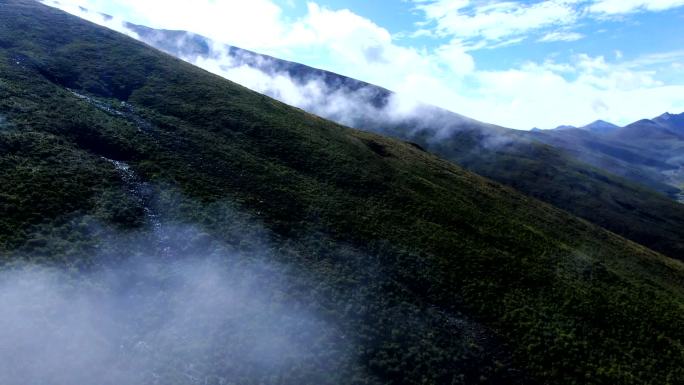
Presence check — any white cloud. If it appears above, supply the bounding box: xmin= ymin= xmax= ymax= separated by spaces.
xmin=621 ymin=50 xmax=684 ymax=68
xmin=538 ymin=31 xmax=585 ymax=42
xmin=413 ymin=0 xmax=684 ymax=46
xmin=42 ymin=0 xmax=138 ymax=37
xmin=45 ymin=0 xmax=286 ymax=51
xmin=435 ymin=40 xmax=476 ymax=73
xmin=466 ymin=53 xmax=684 ymax=128
xmin=200 ymin=45 xmax=684 ymax=130
xmin=589 ymin=0 xmax=684 ymax=15
xmin=282 ymin=3 xmax=398 ymax=69
xmin=43 ymin=0 xmax=684 ymax=130
xmin=413 ymin=0 xmax=581 ymax=47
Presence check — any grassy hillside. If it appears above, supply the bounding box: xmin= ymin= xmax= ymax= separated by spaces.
xmin=1 ymin=1 xmax=684 ymax=384
xmin=378 ymin=115 xmax=684 ymax=260
xmin=127 ymin=25 xmax=684 ymax=260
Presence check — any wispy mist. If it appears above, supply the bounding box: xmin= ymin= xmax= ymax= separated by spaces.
xmin=0 ymin=158 xmax=353 ymax=385
xmin=0 ymin=154 xmax=517 ymax=384
xmin=0 ymin=222 xmax=353 ymax=385
xmin=40 ymin=3 xmax=517 ymax=150
xmin=139 ymin=28 xmax=517 ymax=148
xmin=189 ymin=44 xmax=419 ymax=128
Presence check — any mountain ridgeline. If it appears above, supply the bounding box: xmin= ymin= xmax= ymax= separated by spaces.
xmin=124 ymin=22 xmax=684 ymax=260
xmin=1 ymin=1 xmax=684 ymax=384
xmin=532 ymin=113 xmax=684 ymax=202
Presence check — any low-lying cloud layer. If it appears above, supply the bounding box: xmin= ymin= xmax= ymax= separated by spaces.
xmin=0 ymin=154 xmax=352 ymax=385
xmin=122 ymin=23 xmax=495 ymax=146
xmin=0 ymin=155 xmax=510 ymax=384
xmin=43 ymin=0 xmax=684 ymax=129
xmin=0 ymin=221 xmax=353 ymax=385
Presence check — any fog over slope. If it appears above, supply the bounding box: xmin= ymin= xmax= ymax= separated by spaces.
xmin=0 ymin=158 xmax=506 ymax=385
xmin=0 ymin=164 xmax=354 ymax=385
xmin=39 ymin=3 xmax=493 ymax=142
xmin=0 ymin=252 xmax=348 ymax=385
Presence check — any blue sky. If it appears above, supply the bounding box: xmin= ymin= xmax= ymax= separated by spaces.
xmin=45 ymin=0 xmax=684 ymax=129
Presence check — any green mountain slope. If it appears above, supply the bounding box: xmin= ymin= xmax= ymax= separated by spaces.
xmin=1 ymin=1 xmax=684 ymax=384
xmin=121 ymin=24 xmax=684 ymax=260
xmin=379 ymin=114 xmax=684 ymax=260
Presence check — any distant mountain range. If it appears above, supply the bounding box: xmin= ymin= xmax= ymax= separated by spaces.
xmin=551 ymin=119 xmax=621 ymax=134
xmin=534 ymin=112 xmax=684 ymax=202
xmin=552 ymin=113 xmax=683 ymax=136
xmin=124 ymin=23 xmax=684 ymax=260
